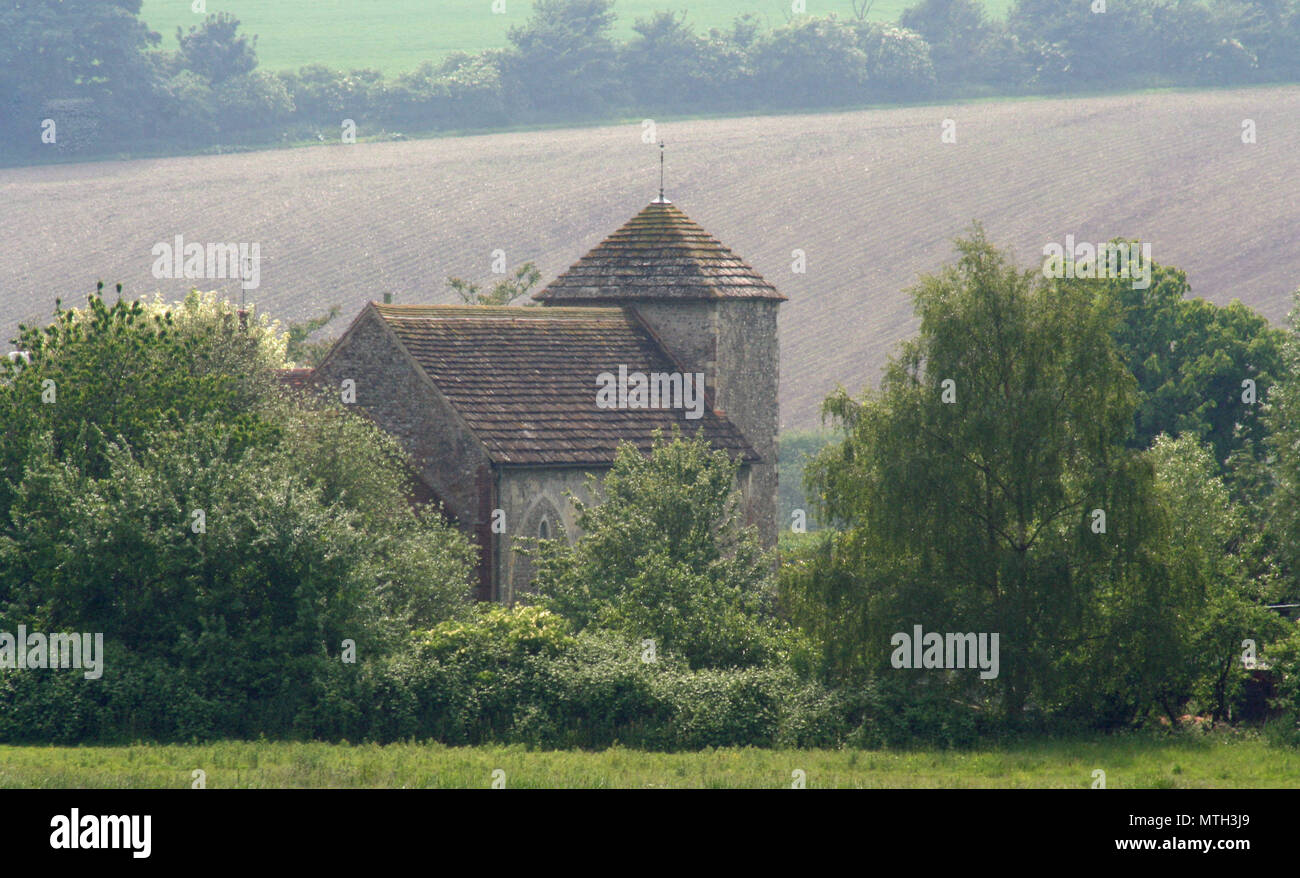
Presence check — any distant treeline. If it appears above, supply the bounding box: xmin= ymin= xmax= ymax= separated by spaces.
xmin=4 ymin=0 xmax=1300 ymax=160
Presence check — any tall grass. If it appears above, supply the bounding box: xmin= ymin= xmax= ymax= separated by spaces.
xmin=2 ymin=733 xmax=1295 ymax=788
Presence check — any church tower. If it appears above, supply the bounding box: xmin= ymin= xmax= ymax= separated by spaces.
xmin=533 ymin=197 xmax=785 ymax=546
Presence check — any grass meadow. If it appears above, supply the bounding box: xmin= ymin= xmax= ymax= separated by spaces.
xmin=139 ymin=0 xmax=1016 ymax=74
xmin=2 ymin=733 xmax=1296 ymax=788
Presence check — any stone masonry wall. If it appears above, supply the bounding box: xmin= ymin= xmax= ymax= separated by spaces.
xmin=314 ymin=307 xmax=493 ymax=528
xmin=631 ymin=299 xmax=780 ymax=548
xmin=714 ymin=299 xmax=780 ymax=547
xmin=496 ymin=466 xmax=602 ymax=603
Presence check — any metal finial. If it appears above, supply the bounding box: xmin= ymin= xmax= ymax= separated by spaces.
xmin=655 ymin=141 xmax=671 ymax=204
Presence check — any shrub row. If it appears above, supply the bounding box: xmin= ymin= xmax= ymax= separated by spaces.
xmin=0 ymin=608 xmax=1001 ymax=750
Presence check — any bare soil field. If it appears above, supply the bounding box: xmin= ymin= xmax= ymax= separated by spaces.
xmin=3 ymin=87 xmax=1298 ymax=430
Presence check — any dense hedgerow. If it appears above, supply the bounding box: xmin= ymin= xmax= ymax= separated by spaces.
xmin=0 ymin=605 xmax=991 ymax=750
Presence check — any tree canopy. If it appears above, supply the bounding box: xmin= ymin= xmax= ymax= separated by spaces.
xmin=0 ymin=291 xmax=474 ymax=740
xmin=787 ymin=226 xmax=1292 ymax=727
xmin=533 ymin=429 xmax=780 ymax=670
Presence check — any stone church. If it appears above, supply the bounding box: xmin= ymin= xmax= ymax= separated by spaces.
xmin=311 ymin=197 xmax=784 ymax=603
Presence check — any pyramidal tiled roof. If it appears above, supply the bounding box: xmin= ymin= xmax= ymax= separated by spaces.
xmin=534 ymin=200 xmax=786 ymax=303
xmin=369 ymin=304 xmax=758 ymax=466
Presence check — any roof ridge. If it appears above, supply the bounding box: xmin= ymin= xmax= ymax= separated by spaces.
xmin=373 ymin=304 xmax=632 ymax=319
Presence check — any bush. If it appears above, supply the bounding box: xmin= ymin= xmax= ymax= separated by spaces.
xmin=214 ymin=70 xmax=295 ymax=133
xmin=277 ymin=65 xmax=382 ymax=126
xmin=752 ymin=15 xmax=869 ymax=108
xmin=848 ymin=675 xmax=990 ymax=750
xmin=854 ymin=22 xmax=936 ymax=101
xmin=1265 ymin=627 xmax=1300 ymax=746
xmin=533 ymin=429 xmax=780 ymax=670
xmin=0 ymin=293 xmax=474 ymax=745
xmin=345 ymin=606 xmax=804 ymax=750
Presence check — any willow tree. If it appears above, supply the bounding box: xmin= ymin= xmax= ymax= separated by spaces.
xmin=797 ymin=226 xmax=1177 ymax=722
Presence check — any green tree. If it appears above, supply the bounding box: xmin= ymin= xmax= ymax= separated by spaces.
xmin=0 ymin=413 xmax=473 ymax=738
xmin=899 ymin=0 xmax=1001 ymax=86
xmin=694 ymin=14 xmax=764 ymax=106
xmin=752 ymin=15 xmax=869 ymax=107
xmin=276 ymin=64 xmax=383 ymax=122
xmin=503 ymin=0 xmax=618 ymax=114
xmin=447 ymin=262 xmax=541 ymax=306
xmin=1093 ymin=258 xmax=1286 ymax=467
xmin=211 ymin=69 xmax=294 ymax=131
xmin=271 ymin=394 xmax=475 ymax=629
xmin=1265 ymin=291 xmax=1300 ymax=598
xmin=1211 ymin=0 xmax=1300 ymax=82
xmin=621 ymin=11 xmax=712 ymax=109
xmin=0 ymin=409 xmax=472 ymax=641
xmin=1144 ymin=434 xmax=1286 ymax=722
xmin=0 ymin=289 xmax=283 ymax=509
xmin=1007 ymin=0 xmax=1158 ymax=88
xmin=797 ymin=226 xmax=1167 ymax=720
xmin=286 ymin=305 xmax=341 ymax=366
xmin=853 ymin=22 xmax=936 ymax=99
xmin=0 ymin=291 xmax=475 ymax=740
xmin=533 ymin=429 xmax=778 ymax=669
xmin=175 ymin=12 xmax=259 ymax=85
xmin=0 ymin=0 xmax=161 ymax=123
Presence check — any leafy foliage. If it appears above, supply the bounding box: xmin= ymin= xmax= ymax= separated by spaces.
xmin=503 ymin=0 xmax=619 ymax=115
xmin=353 ymin=605 xmax=810 ymax=750
xmin=787 ymin=227 xmax=1295 ymax=729
xmin=285 ymin=305 xmax=341 ymax=367
xmin=533 ymin=429 xmax=779 ymax=670
xmin=1143 ymin=435 xmax=1287 ymax=722
xmin=0 ymin=291 xmax=474 ymax=742
xmin=447 ymin=262 xmax=541 ymax=306
xmin=752 ymin=15 xmax=872 ymax=106
xmin=0 ymin=289 xmax=283 ymax=501
xmin=1093 ymin=260 xmax=1287 ymax=467
xmin=0 ymin=0 xmax=161 ymax=133
xmin=175 ymin=12 xmax=259 ymax=84
xmin=1264 ymin=291 xmax=1300 ymax=597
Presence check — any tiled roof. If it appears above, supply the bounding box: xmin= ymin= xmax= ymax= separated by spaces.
xmin=373 ymin=304 xmax=758 ymax=465
xmin=534 ymin=201 xmax=786 ymax=302
xmin=277 ymin=367 xmax=316 ymax=390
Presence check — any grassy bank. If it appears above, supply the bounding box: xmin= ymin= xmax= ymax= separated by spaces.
xmin=2 ymin=733 xmax=1296 ymax=788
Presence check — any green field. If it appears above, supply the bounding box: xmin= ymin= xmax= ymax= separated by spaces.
xmin=140 ymin=0 xmax=1013 ymax=74
xmin=3 ymin=734 xmax=1296 ymax=788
